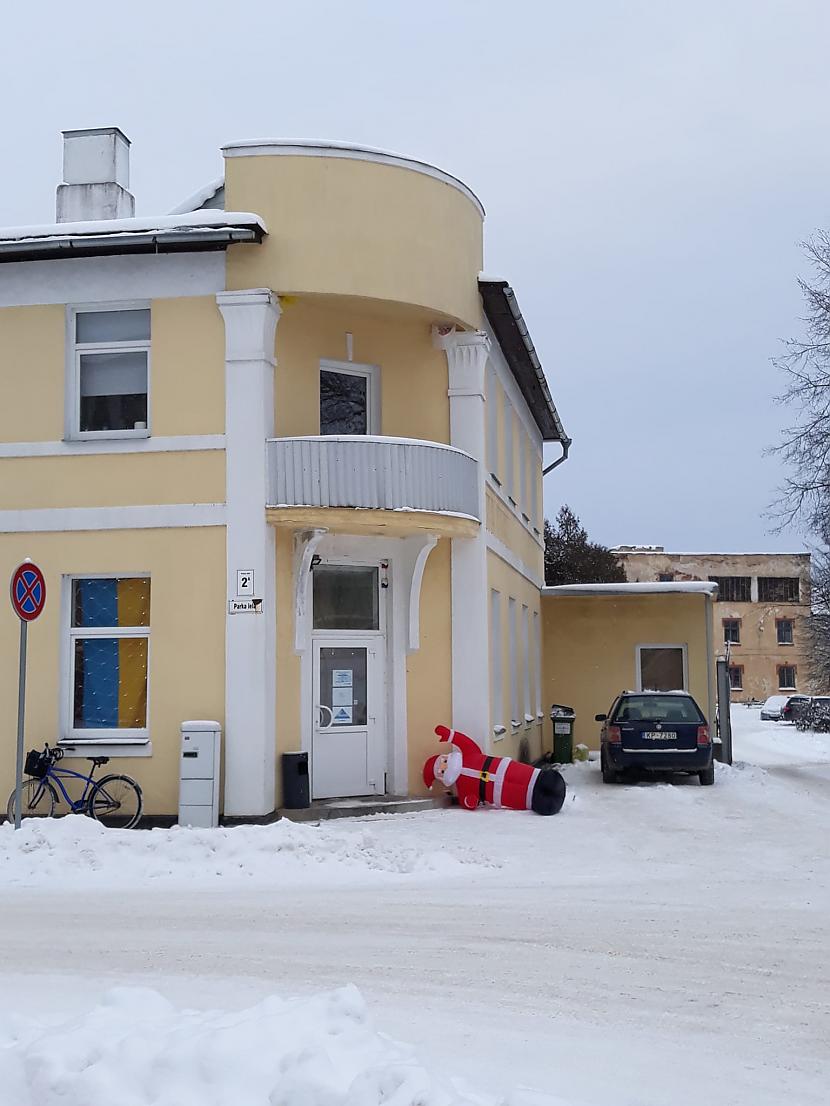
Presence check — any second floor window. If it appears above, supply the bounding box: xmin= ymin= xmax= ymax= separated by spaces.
xmin=319 ymin=361 xmax=378 ymax=435
xmin=709 ymin=576 xmax=751 ymax=603
xmin=73 ymin=308 xmax=150 ymax=436
xmin=723 ymin=619 xmax=741 ymax=645
xmin=776 ymin=618 xmax=794 ymax=645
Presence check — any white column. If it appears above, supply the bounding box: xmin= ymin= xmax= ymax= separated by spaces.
xmin=443 ymin=330 xmax=491 ymax=745
xmin=217 ymin=289 xmax=281 ymax=817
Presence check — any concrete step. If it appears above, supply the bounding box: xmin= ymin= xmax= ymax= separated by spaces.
xmin=279 ymin=796 xmax=448 ymax=822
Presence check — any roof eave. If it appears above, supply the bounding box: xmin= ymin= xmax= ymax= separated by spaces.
xmin=0 ymin=225 xmax=263 ymax=263
xmin=478 ymin=278 xmax=569 ymax=444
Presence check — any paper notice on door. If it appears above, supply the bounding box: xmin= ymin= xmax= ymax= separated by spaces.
xmin=333 ymin=706 xmax=353 ymax=724
xmin=332 ymin=670 xmax=353 ymax=688
xmin=332 ymin=686 xmax=352 ymax=706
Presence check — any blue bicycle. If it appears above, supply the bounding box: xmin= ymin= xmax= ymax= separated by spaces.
xmin=7 ymin=744 xmax=143 ymax=829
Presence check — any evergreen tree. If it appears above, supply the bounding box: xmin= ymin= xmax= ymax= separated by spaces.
xmin=544 ymin=505 xmax=626 ymax=586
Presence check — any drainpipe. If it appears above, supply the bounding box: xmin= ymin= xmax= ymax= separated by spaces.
xmin=542 ymin=437 xmax=572 ymax=477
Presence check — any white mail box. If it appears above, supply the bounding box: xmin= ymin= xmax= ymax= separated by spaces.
xmin=179 ymin=720 xmax=221 ymax=828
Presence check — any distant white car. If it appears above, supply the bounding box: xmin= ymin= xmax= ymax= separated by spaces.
xmin=760 ymin=695 xmax=790 ymax=721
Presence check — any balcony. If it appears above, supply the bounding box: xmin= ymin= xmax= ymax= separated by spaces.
xmin=265 ymin=436 xmax=480 ymax=536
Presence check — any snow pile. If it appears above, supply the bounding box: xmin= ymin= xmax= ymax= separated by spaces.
xmin=0 ymin=985 xmax=518 ymax=1106
xmin=0 ymin=814 xmax=495 ymax=889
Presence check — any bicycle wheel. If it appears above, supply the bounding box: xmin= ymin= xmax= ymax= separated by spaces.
xmin=6 ymin=779 xmax=57 ymax=822
xmin=87 ymin=774 xmax=143 ymax=829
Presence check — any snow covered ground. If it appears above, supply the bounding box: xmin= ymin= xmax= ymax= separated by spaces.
xmin=1 ymin=708 xmax=828 ymax=1106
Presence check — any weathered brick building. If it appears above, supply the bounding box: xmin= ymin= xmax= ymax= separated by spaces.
xmin=614 ymin=549 xmax=812 ymax=701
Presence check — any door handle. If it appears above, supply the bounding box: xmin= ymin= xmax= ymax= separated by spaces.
xmin=317 ymin=704 xmax=333 ymax=729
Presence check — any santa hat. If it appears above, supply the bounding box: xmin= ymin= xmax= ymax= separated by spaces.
xmin=423 ymin=755 xmax=439 ymax=789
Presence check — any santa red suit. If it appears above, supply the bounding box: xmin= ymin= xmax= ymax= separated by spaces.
xmin=423 ymin=725 xmax=566 ymax=815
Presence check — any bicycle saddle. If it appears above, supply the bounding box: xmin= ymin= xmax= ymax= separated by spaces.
xmin=88 ymin=756 xmax=110 ymax=766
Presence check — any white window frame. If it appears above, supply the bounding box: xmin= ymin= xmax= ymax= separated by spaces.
xmin=66 ymin=302 xmax=152 ymax=441
xmin=530 ymin=454 xmax=539 ymax=530
xmin=533 ymin=610 xmax=542 ymax=719
xmin=518 ymin=431 xmax=527 ymax=518
xmin=521 ymin=603 xmax=532 ymax=724
xmin=61 ymin=573 xmax=151 ymax=745
xmin=486 ymin=365 xmax=499 ymax=481
xmin=319 ymin=359 xmax=380 ymax=436
xmin=490 ymin=589 xmax=503 ymax=737
xmin=635 ymin=643 xmax=688 ymax=692
xmin=508 ymin=597 xmax=520 ymax=727
xmin=504 ymin=400 xmax=515 ymax=502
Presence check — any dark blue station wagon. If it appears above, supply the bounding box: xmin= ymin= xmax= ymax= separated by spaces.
xmin=595 ymin=691 xmax=714 ymax=786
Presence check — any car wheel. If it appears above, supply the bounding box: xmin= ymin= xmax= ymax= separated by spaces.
xmin=699 ymin=762 xmax=715 ymax=786
xmin=601 ymin=747 xmax=618 ymax=784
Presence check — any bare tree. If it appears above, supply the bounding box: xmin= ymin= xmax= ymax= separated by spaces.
xmin=771 ymin=235 xmax=830 ymax=691
xmin=804 ymin=549 xmax=830 ymax=691
xmin=772 ymin=231 xmax=830 ymax=538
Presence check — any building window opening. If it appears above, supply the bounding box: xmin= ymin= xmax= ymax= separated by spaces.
xmin=776 ymin=618 xmax=794 ymax=646
xmin=319 ymin=363 xmax=377 ymax=436
xmin=728 ymin=665 xmax=744 ymax=691
xmin=709 ymin=576 xmax=751 ymax=603
xmin=723 ymin=619 xmax=741 ymax=645
xmin=759 ymin=577 xmax=800 ymax=603
xmin=638 ymin=646 xmax=686 ymax=692
xmin=313 ymin=566 xmax=379 ymax=631
xmin=69 ymin=577 xmax=150 ymax=734
xmin=75 ymin=309 xmax=150 ymax=435
xmin=778 ymin=664 xmax=797 ymax=691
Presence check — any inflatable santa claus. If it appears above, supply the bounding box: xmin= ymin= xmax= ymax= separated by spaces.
xmin=423 ymin=725 xmax=566 ymax=814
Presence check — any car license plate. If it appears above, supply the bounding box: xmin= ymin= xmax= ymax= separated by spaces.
xmin=642 ymin=731 xmax=676 ymax=740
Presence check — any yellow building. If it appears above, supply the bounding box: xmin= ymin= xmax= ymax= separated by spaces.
xmin=542 ymin=583 xmax=718 ymax=751
xmin=0 ymin=127 xmax=569 ymax=817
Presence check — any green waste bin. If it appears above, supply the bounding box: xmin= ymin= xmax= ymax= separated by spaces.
xmin=550 ymin=703 xmax=575 ymax=764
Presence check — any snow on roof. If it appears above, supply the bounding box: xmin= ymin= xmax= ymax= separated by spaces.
xmin=543 ymin=581 xmax=719 ymax=597
xmin=0 ymin=209 xmax=265 ymax=243
xmin=168 ymin=177 xmax=225 ymax=216
xmin=614 ymin=549 xmax=810 ymax=557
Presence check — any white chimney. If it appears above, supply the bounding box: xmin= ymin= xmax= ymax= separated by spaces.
xmin=56 ymin=127 xmax=135 ymax=223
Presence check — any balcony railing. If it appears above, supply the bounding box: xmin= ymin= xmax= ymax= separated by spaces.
xmin=266 ymin=435 xmax=479 ymax=520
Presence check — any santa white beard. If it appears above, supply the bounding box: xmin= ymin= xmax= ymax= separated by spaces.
xmin=439 ymin=749 xmax=463 ymax=786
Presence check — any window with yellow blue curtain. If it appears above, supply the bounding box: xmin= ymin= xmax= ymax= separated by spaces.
xmin=70 ymin=577 xmax=150 ymax=733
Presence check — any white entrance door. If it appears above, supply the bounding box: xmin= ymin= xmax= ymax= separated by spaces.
xmin=312 ymin=638 xmax=385 ymax=798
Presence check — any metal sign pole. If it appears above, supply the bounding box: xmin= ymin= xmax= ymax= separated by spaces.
xmin=10 ymin=561 xmax=45 ymax=830
xmin=715 ymin=657 xmax=733 ymax=766
xmin=14 ymin=619 xmax=27 ymax=830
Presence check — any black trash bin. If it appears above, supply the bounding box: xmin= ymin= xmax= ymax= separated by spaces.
xmin=282 ymin=751 xmax=310 ymax=809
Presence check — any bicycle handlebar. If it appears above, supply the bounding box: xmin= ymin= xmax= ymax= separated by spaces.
xmin=43 ymin=743 xmax=64 ymax=762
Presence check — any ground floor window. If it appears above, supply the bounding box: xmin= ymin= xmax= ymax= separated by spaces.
xmin=637 ymin=645 xmax=686 ymax=692
xmin=68 ymin=576 xmax=150 ymax=736
xmin=728 ymin=665 xmax=744 ymax=691
xmin=778 ymin=664 xmax=797 ymax=691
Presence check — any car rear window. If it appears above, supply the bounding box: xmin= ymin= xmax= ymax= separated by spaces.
xmin=614 ymin=695 xmax=702 ymax=723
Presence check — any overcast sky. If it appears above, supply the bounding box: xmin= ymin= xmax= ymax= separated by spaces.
xmin=3 ymin=0 xmax=827 ymax=553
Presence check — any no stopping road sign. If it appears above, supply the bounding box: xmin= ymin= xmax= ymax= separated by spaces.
xmin=10 ymin=562 xmax=46 ymax=622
